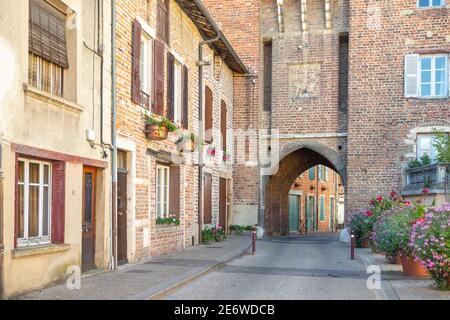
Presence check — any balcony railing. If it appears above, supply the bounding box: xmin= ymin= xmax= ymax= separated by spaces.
xmin=402 ymin=163 xmax=450 ymax=195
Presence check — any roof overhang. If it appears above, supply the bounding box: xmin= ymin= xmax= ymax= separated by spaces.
xmin=175 ymin=0 xmax=249 ymax=74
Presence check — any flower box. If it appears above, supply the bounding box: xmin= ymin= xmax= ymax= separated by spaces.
xmin=207 ymin=146 xmax=216 ymax=156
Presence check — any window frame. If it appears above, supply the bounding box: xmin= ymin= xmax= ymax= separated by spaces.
xmin=156 ymin=164 xmax=170 ymax=219
xmin=419 ymin=54 xmax=448 ymax=98
xmin=17 ymin=158 xmax=52 ymax=248
xmin=417 ymin=0 xmax=446 ymax=8
xmin=140 ymin=31 xmax=154 ymax=96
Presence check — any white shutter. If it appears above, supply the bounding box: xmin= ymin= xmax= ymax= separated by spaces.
xmin=404 ymin=54 xmax=419 ymax=97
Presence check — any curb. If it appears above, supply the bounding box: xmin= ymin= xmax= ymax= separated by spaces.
xmin=127 ymin=242 xmax=252 ymax=300
xmin=354 ymin=248 xmax=400 ymax=300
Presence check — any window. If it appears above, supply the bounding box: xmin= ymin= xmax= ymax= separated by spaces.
xmin=140 ymin=33 xmax=153 ymax=96
xmin=405 ymin=54 xmax=449 ymax=98
xmin=17 ymin=159 xmax=52 ymax=247
xmin=156 ymin=165 xmax=169 ymax=218
xmin=173 ymin=60 xmax=183 ymax=123
xmin=28 ymin=0 xmax=69 ymax=97
xmin=418 ymin=0 xmax=445 ymax=8
xmin=417 ymin=133 xmax=450 ymax=162
xmin=309 ymin=167 xmax=315 ymax=180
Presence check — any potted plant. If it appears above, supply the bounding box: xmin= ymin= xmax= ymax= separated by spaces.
xmin=144 ymin=112 xmax=178 ymax=141
xmin=223 ymin=150 xmax=231 ymax=162
xmin=409 ymin=204 xmax=450 ymax=290
xmin=347 ymin=209 xmax=371 ymax=248
xmin=207 ymin=145 xmax=216 ymax=156
xmin=372 ymin=203 xmax=420 ymax=266
xmin=176 ymin=132 xmax=199 ymax=153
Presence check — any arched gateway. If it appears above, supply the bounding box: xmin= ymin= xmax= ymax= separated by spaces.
xmin=263 ymin=141 xmax=347 ymax=237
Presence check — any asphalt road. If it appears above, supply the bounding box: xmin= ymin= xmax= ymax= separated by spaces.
xmin=165 ymin=232 xmax=377 ymax=300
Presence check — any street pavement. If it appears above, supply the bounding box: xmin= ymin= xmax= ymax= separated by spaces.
xmin=165 ymin=232 xmax=378 ymax=300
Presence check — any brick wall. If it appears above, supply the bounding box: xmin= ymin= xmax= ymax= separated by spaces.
xmin=347 ymin=1 xmax=450 ymax=212
xmin=115 ymin=0 xmax=236 ymax=261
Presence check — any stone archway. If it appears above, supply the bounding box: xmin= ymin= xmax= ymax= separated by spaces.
xmin=264 ymin=141 xmax=346 ymax=237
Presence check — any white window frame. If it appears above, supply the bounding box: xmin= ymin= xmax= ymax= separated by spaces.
xmin=17 ymin=158 xmax=52 ymax=247
xmin=417 ymin=0 xmax=446 ymax=8
xmin=173 ymin=59 xmax=183 ymax=123
xmin=419 ymin=55 xmax=448 ymax=98
xmin=140 ymin=32 xmax=153 ymax=95
xmin=156 ymin=165 xmax=170 ymax=218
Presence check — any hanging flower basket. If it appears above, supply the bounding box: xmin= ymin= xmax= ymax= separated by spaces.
xmin=223 ymin=151 xmax=231 ymax=162
xmin=207 ymin=146 xmax=216 ymax=156
xmin=176 ymin=133 xmax=198 ymax=153
xmin=144 ymin=124 xmax=169 ymax=140
xmin=144 ymin=113 xmax=178 ymax=141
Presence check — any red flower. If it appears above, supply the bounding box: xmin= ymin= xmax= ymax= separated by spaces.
xmin=404 ymin=201 xmax=411 ymax=206
xmin=389 ymin=190 xmax=397 ymax=199
xmin=411 ymin=218 xmax=425 ymax=225
xmin=366 ymin=210 xmax=373 ymax=217
xmin=422 ymin=188 xmax=429 ymax=195
xmin=376 ymin=196 xmax=383 ymax=202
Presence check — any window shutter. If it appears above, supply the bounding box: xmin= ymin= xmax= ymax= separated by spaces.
xmin=154 ymin=39 xmax=165 ymax=115
xmin=182 ymin=65 xmax=189 ymax=129
xmin=404 ymin=54 xmax=419 ymax=97
xmin=205 ymin=86 xmax=213 ymax=143
xmin=309 ymin=167 xmax=315 ymax=180
xmin=167 ymin=52 xmax=175 ymax=120
xmin=203 ymin=173 xmax=212 ymax=224
xmin=320 ymin=197 xmax=325 ymax=221
xmin=51 ymin=161 xmax=65 ymax=244
xmin=169 ymin=166 xmax=180 ymax=219
xmin=221 ymin=100 xmax=227 ymax=151
xmin=29 ymin=0 xmax=69 ymax=68
xmin=131 ymin=19 xmax=142 ymax=105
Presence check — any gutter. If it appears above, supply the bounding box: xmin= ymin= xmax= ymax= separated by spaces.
xmin=110 ymin=0 xmax=118 ymax=270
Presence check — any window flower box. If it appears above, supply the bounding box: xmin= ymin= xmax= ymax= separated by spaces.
xmin=207 ymin=145 xmax=216 ymax=156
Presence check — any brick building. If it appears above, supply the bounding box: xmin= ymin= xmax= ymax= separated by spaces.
xmin=114 ymin=0 xmax=247 ymax=263
xmin=203 ymin=0 xmax=449 ymax=235
xmin=0 ymin=0 xmax=112 ymax=298
xmin=289 ymin=165 xmax=344 ymax=233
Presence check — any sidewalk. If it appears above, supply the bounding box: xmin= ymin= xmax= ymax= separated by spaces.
xmin=355 ymin=248 xmax=450 ymax=300
xmin=17 ymin=236 xmax=251 ymax=300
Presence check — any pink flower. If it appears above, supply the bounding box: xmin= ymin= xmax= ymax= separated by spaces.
xmin=404 ymin=201 xmax=411 ymax=206
xmin=389 ymin=190 xmax=397 ymax=199
xmin=366 ymin=210 xmax=373 ymax=217
xmin=422 ymin=188 xmax=429 ymax=195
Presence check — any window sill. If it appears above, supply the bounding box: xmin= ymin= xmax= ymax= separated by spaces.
xmin=406 ymin=96 xmax=449 ymax=101
xmin=155 ymin=224 xmax=181 ymax=230
xmin=12 ymin=243 xmax=71 ymax=259
xmin=24 ymin=84 xmax=84 ymax=114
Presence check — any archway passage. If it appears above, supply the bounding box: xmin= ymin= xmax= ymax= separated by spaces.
xmin=264 ymin=142 xmax=346 ymax=237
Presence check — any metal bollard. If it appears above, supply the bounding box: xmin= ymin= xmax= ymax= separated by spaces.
xmin=252 ymin=227 xmax=257 ymax=256
xmin=350 ymin=234 xmax=355 ymax=260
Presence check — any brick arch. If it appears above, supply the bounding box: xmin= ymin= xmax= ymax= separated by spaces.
xmin=264 ymin=141 xmax=346 ymax=236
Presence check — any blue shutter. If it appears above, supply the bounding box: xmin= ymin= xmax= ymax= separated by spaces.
xmin=320 ymin=196 xmax=325 ymax=221
xmin=309 ymin=167 xmax=315 ymax=180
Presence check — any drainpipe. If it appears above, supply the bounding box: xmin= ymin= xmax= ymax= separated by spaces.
xmin=0 ymin=143 xmax=4 ymax=299
xmin=110 ymin=0 xmax=118 ymax=270
xmin=197 ymin=34 xmax=220 ymax=244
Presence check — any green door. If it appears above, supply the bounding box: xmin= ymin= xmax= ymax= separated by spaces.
xmin=307 ymin=196 xmax=315 ymax=233
xmin=289 ymin=195 xmax=299 ymax=232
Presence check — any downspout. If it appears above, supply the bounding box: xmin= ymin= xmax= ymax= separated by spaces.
xmin=110 ymin=0 xmax=118 ymax=270
xmin=0 ymin=143 xmax=4 ymax=299
xmin=198 ymin=34 xmax=220 ymax=244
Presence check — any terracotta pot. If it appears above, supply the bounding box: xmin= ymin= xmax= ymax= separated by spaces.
xmin=144 ymin=124 xmax=169 ymax=140
xmin=385 ymin=254 xmax=402 ymax=265
xmin=178 ymin=139 xmax=196 ymax=152
xmin=362 ymin=238 xmax=370 ymax=248
xmin=400 ymin=255 xmax=430 ymax=277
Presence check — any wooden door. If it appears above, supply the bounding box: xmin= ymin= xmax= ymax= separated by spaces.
xmin=219 ymin=178 xmax=227 ymax=229
xmin=203 ymin=173 xmax=212 ymax=224
xmin=289 ymin=195 xmax=299 ymax=232
xmin=117 ymin=171 xmax=128 ymax=265
xmin=82 ymin=167 xmax=96 ymax=272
